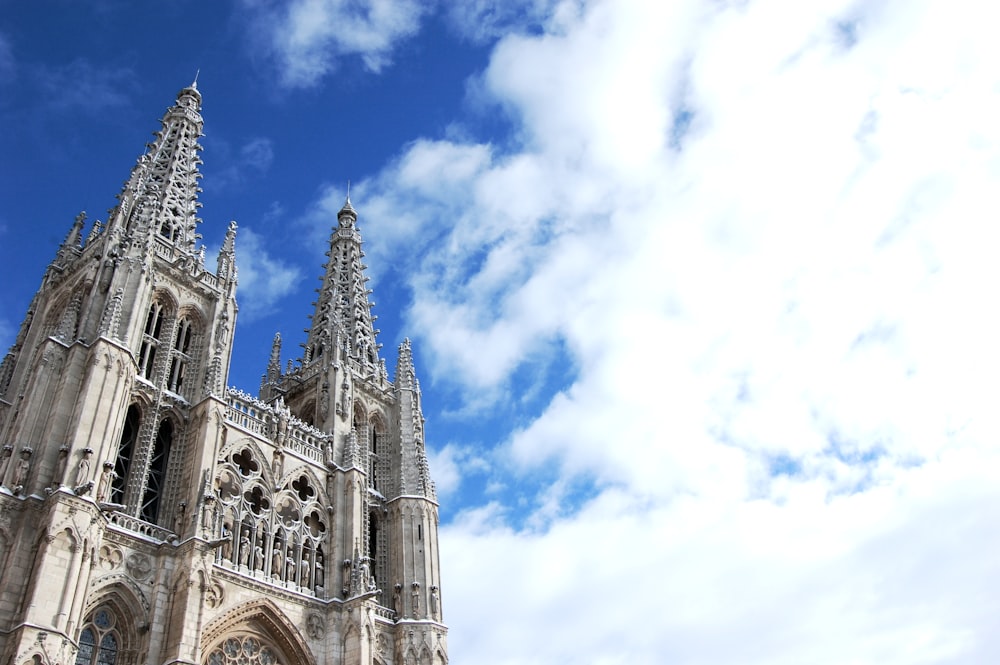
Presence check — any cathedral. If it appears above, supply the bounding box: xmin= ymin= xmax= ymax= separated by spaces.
xmin=0 ymin=82 xmax=448 ymax=665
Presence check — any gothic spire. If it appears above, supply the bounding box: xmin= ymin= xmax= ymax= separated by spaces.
xmin=106 ymin=82 xmax=206 ymax=254
xmin=303 ymin=194 xmax=380 ymax=371
xmin=216 ymin=220 xmax=237 ymax=284
xmin=53 ymin=212 xmax=87 ymax=266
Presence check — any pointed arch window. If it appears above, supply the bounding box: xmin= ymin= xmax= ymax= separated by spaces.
xmin=167 ymin=316 xmax=195 ymax=394
xmin=369 ymin=425 xmax=383 ymax=492
xmin=140 ymin=419 xmax=172 ymax=523
xmin=111 ymin=404 xmax=141 ymax=505
xmin=74 ymin=607 xmax=120 ymax=665
xmin=138 ymin=302 xmax=166 ymax=380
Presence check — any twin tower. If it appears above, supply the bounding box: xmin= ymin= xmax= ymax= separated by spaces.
xmin=0 ymin=83 xmax=447 ymax=665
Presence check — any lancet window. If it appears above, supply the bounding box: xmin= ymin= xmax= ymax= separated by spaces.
xmin=111 ymin=405 xmax=179 ymax=526
xmin=214 ymin=447 xmax=327 ymax=596
xmin=167 ymin=316 xmax=195 ymax=394
xmin=138 ymin=302 xmax=167 ymax=380
xmin=140 ymin=419 xmax=173 ymax=523
xmin=111 ymin=404 xmax=141 ymax=505
xmin=74 ymin=607 xmax=121 ymax=665
xmin=368 ymin=418 xmax=388 ymax=494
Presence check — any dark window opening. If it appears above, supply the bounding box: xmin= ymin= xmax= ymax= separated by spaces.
xmin=369 ymin=514 xmax=379 ymax=562
xmin=140 ymin=419 xmax=172 ymax=523
xmin=111 ymin=405 xmax=140 ymax=504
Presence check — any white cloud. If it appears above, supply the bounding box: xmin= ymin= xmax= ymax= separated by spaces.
xmin=243 ymin=0 xmax=427 ymax=88
xmin=443 ymin=448 xmax=1000 ymax=664
xmin=234 ymin=226 xmax=303 ymax=321
xmin=35 ymin=59 xmax=136 ymax=112
xmin=240 ymin=137 xmax=275 ymax=172
xmin=210 ymin=137 xmax=276 ymax=190
xmin=443 ymin=0 xmax=558 ymax=44
xmin=346 ymin=0 xmax=1000 ymax=662
xmin=425 ymin=442 xmax=492 ymax=499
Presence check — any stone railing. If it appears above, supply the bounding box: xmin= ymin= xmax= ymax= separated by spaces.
xmin=226 ymin=389 xmax=269 ymax=437
xmin=150 ymin=238 xmax=220 ymax=290
xmin=373 ymin=605 xmax=397 ymax=622
xmin=225 ymin=389 xmax=327 ymax=463
xmin=286 ymin=421 xmax=325 ymax=463
xmin=108 ymin=511 xmax=175 ymax=542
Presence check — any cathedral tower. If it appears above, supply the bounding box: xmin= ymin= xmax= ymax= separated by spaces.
xmin=0 ymin=84 xmax=447 ymax=665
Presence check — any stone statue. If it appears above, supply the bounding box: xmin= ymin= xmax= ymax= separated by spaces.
xmin=314 ymin=558 xmax=325 ymax=591
xmin=359 ymin=558 xmax=371 ymax=593
xmin=74 ymin=448 xmax=93 ymax=490
xmin=96 ymin=462 xmax=115 ymax=502
xmin=239 ymin=530 xmax=252 ymax=567
xmin=299 ymin=556 xmax=310 ymax=587
xmin=12 ymin=448 xmax=33 ymax=494
xmin=254 ymin=544 xmax=264 ymax=571
xmin=220 ymin=524 xmax=233 ymax=561
xmin=430 ymin=585 xmax=439 ymax=620
xmin=50 ymin=445 xmax=70 ymax=489
xmin=201 ymin=495 xmax=216 ymax=531
xmin=0 ymin=445 xmax=12 ymax=485
xmin=319 ymin=381 xmax=329 ymax=420
xmin=272 ymin=546 xmax=283 ymax=579
xmin=411 ymin=583 xmax=421 ymax=619
xmin=173 ymin=502 xmax=187 ymax=536
xmin=341 ymin=559 xmax=352 ymax=595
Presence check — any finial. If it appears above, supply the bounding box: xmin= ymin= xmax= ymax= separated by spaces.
xmin=192 ymin=69 xmax=200 ymax=89
xmin=338 ymin=183 xmax=356 ymax=219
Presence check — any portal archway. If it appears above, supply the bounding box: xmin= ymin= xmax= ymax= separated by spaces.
xmin=200 ymin=600 xmax=315 ymax=665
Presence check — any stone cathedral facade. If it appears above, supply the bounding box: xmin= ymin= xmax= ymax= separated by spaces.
xmin=0 ymin=83 xmax=447 ymax=665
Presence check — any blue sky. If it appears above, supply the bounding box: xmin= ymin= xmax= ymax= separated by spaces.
xmin=3 ymin=1 xmax=1000 ymax=662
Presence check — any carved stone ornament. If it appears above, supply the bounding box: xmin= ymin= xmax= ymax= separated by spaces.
xmin=99 ymin=544 xmax=123 ymax=570
xmin=125 ymin=552 xmax=153 ymax=581
xmin=306 ymin=613 xmax=325 ymax=640
xmin=205 ymin=581 xmax=225 ymax=609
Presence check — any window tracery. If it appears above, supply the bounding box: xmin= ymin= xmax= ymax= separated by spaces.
xmin=110 ymin=405 xmax=178 ymax=526
xmin=138 ymin=302 xmax=167 ymax=380
xmin=214 ymin=447 xmax=327 ymax=595
xmin=140 ymin=419 xmax=173 ymax=523
xmin=111 ymin=405 xmax=141 ymax=505
xmin=74 ymin=607 xmax=121 ymax=665
xmin=167 ymin=316 xmax=195 ymax=394
xmin=206 ymin=636 xmax=278 ymax=665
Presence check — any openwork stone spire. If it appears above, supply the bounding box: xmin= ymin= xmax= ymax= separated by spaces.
xmin=107 ymin=82 xmax=205 ymax=253
xmin=303 ymin=194 xmax=380 ymax=370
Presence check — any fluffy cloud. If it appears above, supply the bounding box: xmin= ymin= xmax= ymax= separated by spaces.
xmin=242 ymin=0 xmax=427 ymax=87
xmin=209 ymin=137 xmax=276 ymax=190
xmin=291 ymin=0 xmax=1000 ymax=661
xmin=443 ymin=0 xmax=557 ymax=44
xmin=233 ymin=226 xmax=303 ymax=321
xmin=34 ymin=59 xmax=136 ymax=113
